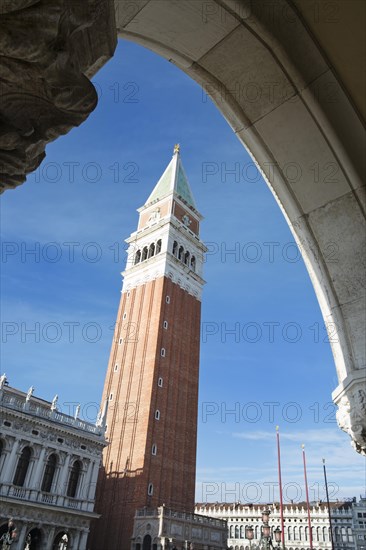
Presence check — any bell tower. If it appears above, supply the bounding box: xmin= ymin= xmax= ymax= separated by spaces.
xmin=93 ymin=146 xmax=207 ymax=549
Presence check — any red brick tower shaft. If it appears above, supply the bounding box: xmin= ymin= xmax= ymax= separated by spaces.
xmin=92 ymin=146 xmax=206 ymax=550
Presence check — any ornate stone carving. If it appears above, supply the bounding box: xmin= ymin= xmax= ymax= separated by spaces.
xmin=335 ymin=373 xmax=366 ymax=455
xmin=0 ymin=0 xmax=117 ymax=191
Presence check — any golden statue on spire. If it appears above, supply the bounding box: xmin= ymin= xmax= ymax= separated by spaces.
xmin=173 ymin=143 xmax=180 ymax=154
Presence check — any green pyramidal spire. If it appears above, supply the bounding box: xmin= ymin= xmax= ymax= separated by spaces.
xmin=145 ymin=145 xmax=197 ymax=210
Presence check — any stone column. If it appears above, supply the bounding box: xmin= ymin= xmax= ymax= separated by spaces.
xmin=79 ymin=531 xmax=89 ymax=550
xmin=72 ymin=530 xmax=81 ymax=550
xmin=47 ymin=527 xmax=56 ymax=550
xmin=1 ymin=438 xmax=20 ymax=483
xmin=16 ymin=523 xmax=29 ymax=550
xmin=31 ymin=446 xmax=47 ymax=490
xmin=57 ymin=454 xmax=71 ymax=504
xmin=87 ymin=461 xmax=99 ymax=502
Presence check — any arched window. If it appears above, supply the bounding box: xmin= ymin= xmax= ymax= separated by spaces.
xmin=172 ymin=241 xmax=178 ymax=256
xmin=142 ymin=246 xmax=148 ymax=261
xmin=298 ymin=526 xmax=303 ymax=541
xmin=341 ymin=527 xmax=347 ymax=542
xmin=191 ymin=256 xmax=196 ymax=271
xmin=230 ymin=525 xmax=234 ymax=538
xmin=178 ymin=245 xmax=184 ymax=261
xmin=347 ymin=527 xmax=353 ymax=542
xmin=13 ymin=446 xmax=31 ymax=487
xmin=293 ymin=527 xmax=298 ymax=541
xmin=335 ymin=527 xmax=340 ymax=542
xmin=240 ymin=526 xmax=244 ymax=539
xmin=53 ymin=532 xmax=69 ymax=550
xmin=134 ymin=250 xmax=141 ymax=265
xmin=235 ymin=526 xmax=239 ymax=538
xmin=316 ymin=527 xmax=321 ymax=542
xmin=287 ymin=527 xmax=291 ymax=541
xmin=184 ymin=250 xmax=190 ymax=265
xmin=322 ymin=526 xmax=327 ymax=542
xmin=148 ymin=243 xmax=155 ymax=258
xmin=67 ymin=460 xmax=81 ymax=498
xmin=305 ymin=527 xmax=308 ymax=541
xmin=143 ymin=534 xmax=152 ymax=550
xmin=41 ymin=453 xmax=57 ymax=492
xmin=156 ymin=239 xmax=162 ymax=254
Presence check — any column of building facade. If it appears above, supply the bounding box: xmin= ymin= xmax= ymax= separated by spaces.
xmin=1 ymin=437 xmax=20 ymax=483
xmin=57 ymin=453 xmax=71 ymax=504
xmin=72 ymin=529 xmax=81 ymax=550
xmin=30 ymin=446 xmax=47 ymax=491
xmin=16 ymin=523 xmax=30 ymax=550
xmin=79 ymin=530 xmax=89 ymax=550
xmin=87 ymin=460 xmax=99 ymax=503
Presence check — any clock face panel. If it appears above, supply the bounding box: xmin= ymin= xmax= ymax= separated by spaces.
xmin=182 ymin=214 xmax=192 ymax=227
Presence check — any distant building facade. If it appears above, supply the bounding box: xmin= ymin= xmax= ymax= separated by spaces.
xmin=131 ymin=506 xmax=227 ymax=549
xmin=0 ymin=378 xmax=106 ymax=550
xmin=353 ymin=498 xmax=366 ymax=550
xmin=195 ymin=500 xmax=366 ymax=550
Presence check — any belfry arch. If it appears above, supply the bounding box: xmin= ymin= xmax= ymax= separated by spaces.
xmin=1 ymin=1 xmax=365 ymax=454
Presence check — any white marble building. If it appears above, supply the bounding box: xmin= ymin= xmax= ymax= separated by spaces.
xmin=0 ymin=376 xmax=107 ymax=550
xmin=195 ymin=500 xmax=365 ymax=550
xmin=352 ymin=498 xmax=366 ymax=550
xmin=131 ymin=506 xmax=227 ymax=550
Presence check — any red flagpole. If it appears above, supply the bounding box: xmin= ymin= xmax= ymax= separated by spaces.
xmin=302 ymin=444 xmax=313 ymax=549
xmin=276 ymin=426 xmax=285 ymax=548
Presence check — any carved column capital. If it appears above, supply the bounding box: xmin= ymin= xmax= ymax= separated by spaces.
xmin=333 ymin=369 xmax=366 ymax=456
xmin=0 ymin=0 xmax=117 ymax=191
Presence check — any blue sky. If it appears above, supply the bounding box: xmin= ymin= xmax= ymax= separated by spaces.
xmin=1 ymin=40 xmax=364 ymax=503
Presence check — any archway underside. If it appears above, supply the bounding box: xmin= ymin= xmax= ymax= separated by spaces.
xmin=0 ymin=0 xmax=364 ymax=454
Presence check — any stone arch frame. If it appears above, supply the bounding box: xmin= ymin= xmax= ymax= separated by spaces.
xmin=25 ymin=525 xmax=45 ymax=550
xmin=52 ymin=530 xmax=72 ymax=550
xmin=0 ymin=0 xmax=364 ymax=454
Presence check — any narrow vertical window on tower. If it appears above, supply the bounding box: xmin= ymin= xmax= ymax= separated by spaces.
xmin=155 ymin=410 xmax=160 ymax=420
xmin=147 ymin=483 xmax=153 ymax=496
xmin=163 ymin=321 xmax=168 ymax=329
xmin=152 ymin=444 xmax=157 ymax=455
xmin=160 ymin=348 xmax=165 ymax=357
xmin=134 ymin=250 xmax=141 ymax=265
xmin=156 ymin=239 xmax=162 ymax=254
xmin=158 ymin=377 xmax=163 ymax=387
xmin=165 ymin=295 xmax=170 ymax=304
